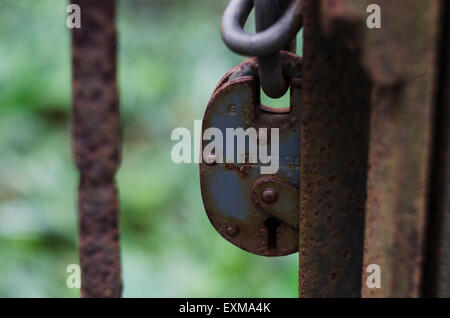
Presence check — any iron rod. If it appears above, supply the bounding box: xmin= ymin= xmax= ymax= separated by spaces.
xmin=71 ymin=0 xmax=122 ymax=298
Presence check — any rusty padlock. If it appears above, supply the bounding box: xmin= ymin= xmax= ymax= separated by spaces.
xmin=200 ymin=51 xmax=302 ymax=256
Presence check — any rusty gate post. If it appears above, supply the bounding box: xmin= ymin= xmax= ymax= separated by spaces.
xmin=299 ymin=0 xmax=371 ymax=297
xmin=71 ymin=0 xmax=122 ymax=298
xmin=321 ymin=0 xmax=442 ymax=297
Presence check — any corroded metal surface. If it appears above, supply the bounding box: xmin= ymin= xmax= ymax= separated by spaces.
xmin=200 ymin=52 xmax=302 ymax=256
xmin=424 ymin=1 xmax=450 ymax=298
xmin=71 ymin=0 xmax=122 ymax=298
xmin=252 ymin=176 xmax=299 ymax=228
xmin=299 ymin=0 xmax=371 ymax=297
xmin=321 ymin=0 xmax=442 ymax=297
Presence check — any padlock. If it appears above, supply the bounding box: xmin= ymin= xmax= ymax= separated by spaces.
xmin=200 ymin=51 xmax=302 ymax=256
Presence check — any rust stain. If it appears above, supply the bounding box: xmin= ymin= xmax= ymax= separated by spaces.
xmin=225 ymin=163 xmax=252 ymax=178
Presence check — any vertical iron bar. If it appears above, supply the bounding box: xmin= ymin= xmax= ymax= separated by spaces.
xmin=299 ymin=0 xmax=371 ymax=297
xmin=357 ymin=1 xmax=440 ymax=298
xmin=321 ymin=0 xmax=442 ymax=298
xmin=71 ymin=0 xmax=122 ymax=298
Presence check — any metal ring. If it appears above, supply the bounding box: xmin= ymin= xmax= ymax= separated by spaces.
xmin=221 ymin=0 xmax=303 ymax=57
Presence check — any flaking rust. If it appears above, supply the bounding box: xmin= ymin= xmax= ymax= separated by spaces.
xmin=71 ymin=0 xmax=122 ymax=298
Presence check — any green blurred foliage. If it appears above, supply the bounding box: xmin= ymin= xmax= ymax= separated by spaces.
xmin=0 ymin=0 xmax=299 ymax=297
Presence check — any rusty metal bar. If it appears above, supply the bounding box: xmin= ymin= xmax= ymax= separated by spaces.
xmin=299 ymin=0 xmax=371 ymax=297
xmin=71 ymin=0 xmax=122 ymax=298
xmin=321 ymin=0 xmax=441 ymax=297
xmin=423 ymin=0 xmax=450 ymax=298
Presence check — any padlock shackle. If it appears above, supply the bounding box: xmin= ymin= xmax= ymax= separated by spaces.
xmin=221 ymin=0 xmax=303 ymax=57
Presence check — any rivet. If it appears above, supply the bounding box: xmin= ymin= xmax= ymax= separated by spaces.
xmin=261 ymin=187 xmax=279 ymax=204
xmin=225 ymin=224 xmax=240 ymax=237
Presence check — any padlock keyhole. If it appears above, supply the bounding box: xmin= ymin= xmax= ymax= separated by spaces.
xmin=265 ymin=217 xmax=280 ymax=251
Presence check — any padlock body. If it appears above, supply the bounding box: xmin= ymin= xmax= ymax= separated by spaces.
xmin=200 ymin=52 xmax=302 ymax=256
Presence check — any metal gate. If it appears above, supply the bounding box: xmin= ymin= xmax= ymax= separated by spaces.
xmin=70 ymin=0 xmax=450 ymax=298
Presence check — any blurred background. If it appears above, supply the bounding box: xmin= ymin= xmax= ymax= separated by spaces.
xmin=0 ymin=0 xmax=302 ymax=297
